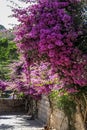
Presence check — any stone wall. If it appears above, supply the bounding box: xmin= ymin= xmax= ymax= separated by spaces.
xmin=50 ymin=109 xmax=68 ymax=130
xmin=0 ymin=99 xmax=25 ymax=114
xmin=38 ymin=95 xmax=85 ymax=130
xmin=38 ymin=95 xmax=50 ymax=124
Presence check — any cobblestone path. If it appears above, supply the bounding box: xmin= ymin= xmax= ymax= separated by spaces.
xmin=0 ymin=114 xmax=44 ymax=130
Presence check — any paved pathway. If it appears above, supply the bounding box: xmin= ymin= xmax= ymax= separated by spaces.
xmin=0 ymin=114 xmax=44 ymax=130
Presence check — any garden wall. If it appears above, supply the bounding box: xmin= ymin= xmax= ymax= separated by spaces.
xmin=38 ymin=95 xmax=85 ymax=130
xmin=0 ymin=99 xmax=25 ymax=114
xmin=38 ymin=95 xmax=50 ymax=124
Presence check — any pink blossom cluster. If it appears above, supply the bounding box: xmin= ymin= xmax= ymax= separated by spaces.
xmin=11 ymin=61 xmax=60 ymax=97
xmin=0 ymin=80 xmax=8 ymax=91
xmin=30 ymin=62 xmax=59 ymax=95
xmin=13 ymin=0 xmax=87 ymax=96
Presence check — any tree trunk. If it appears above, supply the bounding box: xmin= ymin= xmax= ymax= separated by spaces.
xmin=74 ymin=95 xmax=87 ymax=130
xmin=45 ymin=96 xmax=53 ymax=130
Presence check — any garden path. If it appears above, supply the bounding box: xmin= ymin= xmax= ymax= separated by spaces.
xmin=0 ymin=114 xmax=43 ymax=130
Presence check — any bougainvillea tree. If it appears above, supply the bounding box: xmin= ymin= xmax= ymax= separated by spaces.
xmin=13 ymin=0 xmax=87 ymax=95
xmin=12 ymin=0 xmax=87 ymax=128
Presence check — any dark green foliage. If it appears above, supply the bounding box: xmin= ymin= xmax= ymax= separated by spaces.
xmin=75 ymin=34 xmax=87 ymax=54
xmin=56 ymin=95 xmax=76 ymax=115
xmin=0 ymin=38 xmax=18 ymax=64
xmin=73 ymin=2 xmax=87 ymax=54
xmin=0 ymin=65 xmax=10 ymax=80
xmin=57 ymin=95 xmax=76 ymax=130
xmin=0 ymin=25 xmax=6 ymax=30
xmin=50 ymin=91 xmax=76 ymax=130
xmin=0 ymin=37 xmax=19 ymax=80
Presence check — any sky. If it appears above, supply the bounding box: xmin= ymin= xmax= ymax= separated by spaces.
xmin=0 ymin=0 xmax=27 ymax=29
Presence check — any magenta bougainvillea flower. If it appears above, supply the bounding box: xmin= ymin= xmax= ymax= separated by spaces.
xmin=0 ymin=80 xmax=8 ymax=91
xmin=13 ymin=0 xmax=87 ymax=96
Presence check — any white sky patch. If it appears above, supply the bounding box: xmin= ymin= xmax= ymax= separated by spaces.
xmin=0 ymin=0 xmax=28 ymax=29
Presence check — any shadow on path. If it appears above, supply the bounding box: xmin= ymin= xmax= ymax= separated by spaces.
xmin=0 ymin=114 xmax=44 ymax=130
xmin=0 ymin=124 xmax=14 ymax=129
